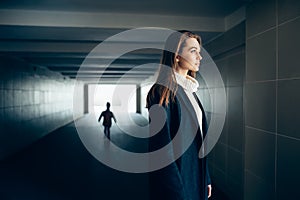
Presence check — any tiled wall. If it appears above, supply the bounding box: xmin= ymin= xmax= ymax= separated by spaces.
xmin=201 ymin=22 xmax=246 ymax=200
xmin=245 ymin=0 xmax=300 ymax=199
xmin=0 ymin=56 xmax=84 ymax=160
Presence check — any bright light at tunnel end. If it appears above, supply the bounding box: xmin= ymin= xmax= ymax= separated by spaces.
xmin=72 ymin=27 xmax=227 ymax=173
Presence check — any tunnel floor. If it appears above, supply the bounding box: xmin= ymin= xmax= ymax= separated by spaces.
xmin=0 ymin=113 xmax=228 ymax=200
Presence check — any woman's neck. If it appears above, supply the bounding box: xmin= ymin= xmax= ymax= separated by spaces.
xmin=175 ymin=68 xmax=188 ymax=77
xmin=174 ymin=71 xmax=199 ymax=92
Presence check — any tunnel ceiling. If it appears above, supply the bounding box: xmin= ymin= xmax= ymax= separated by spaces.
xmin=0 ymin=0 xmax=249 ymax=84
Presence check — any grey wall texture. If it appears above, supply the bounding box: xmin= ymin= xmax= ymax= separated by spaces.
xmin=203 ymin=21 xmax=246 ymax=200
xmin=203 ymin=0 xmax=300 ymax=199
xmin=245 ymin=0 xmax=300 ymax=199
xmin=0 ymin=56 xmax=84 ymax=160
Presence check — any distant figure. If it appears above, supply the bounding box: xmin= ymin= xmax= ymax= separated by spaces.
xmin=98 ymin=102 xmax=116 ymax=139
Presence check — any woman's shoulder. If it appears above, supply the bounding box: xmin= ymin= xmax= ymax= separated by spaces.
xmin=148 ymin=83 xmax=165 ymax=94
xmin=146 ymin=83 xmax=165 ymax=106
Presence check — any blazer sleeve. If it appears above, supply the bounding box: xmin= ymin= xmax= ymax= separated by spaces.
xmin=147 ymin=85 xmax=186 ymax=200
xmin=206 ymin=161 xmax=211 ymax=185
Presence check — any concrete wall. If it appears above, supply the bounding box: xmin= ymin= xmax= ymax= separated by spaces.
xmin=244 ymin=0 xmax=300 ymax=199
xmin=200 ymin=1 xmax=299 ymax=199
xmin=201 ymin=22 xmax=246 ymax=200
xmin=0 ymin=56 xmax=84 ymax=160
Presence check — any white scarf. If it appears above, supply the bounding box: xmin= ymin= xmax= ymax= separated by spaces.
xmin=174 ymin=72 xmax=199 ymax=92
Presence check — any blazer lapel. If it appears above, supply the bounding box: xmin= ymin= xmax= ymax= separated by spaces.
xmin=192 ymin=92 xmax=208 ymax=137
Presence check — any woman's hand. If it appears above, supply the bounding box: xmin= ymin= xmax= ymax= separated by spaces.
xmin=208 ymin=184 xmax=212 ymax=198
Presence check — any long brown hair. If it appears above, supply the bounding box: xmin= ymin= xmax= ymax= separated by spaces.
xmin=152 ymin=30 xmax=202 ymax=106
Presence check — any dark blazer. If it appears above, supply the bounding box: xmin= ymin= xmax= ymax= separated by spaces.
xmin=147 ymin=83 xmax=211 ymax=200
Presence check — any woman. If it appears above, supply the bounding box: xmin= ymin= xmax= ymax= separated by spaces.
xmin=146 ymin=30 xmax=212 ymax=200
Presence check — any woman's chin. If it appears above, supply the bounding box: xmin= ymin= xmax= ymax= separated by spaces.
xmin=193 ymin=66 xmax=199 ymax=72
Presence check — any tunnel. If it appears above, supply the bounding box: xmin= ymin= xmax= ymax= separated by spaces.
xmin=0 ymin=0 xmax=299 ymax=200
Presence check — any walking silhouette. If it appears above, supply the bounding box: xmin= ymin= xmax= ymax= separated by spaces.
xmin=98 ymin=102 xmax=117 ymax=139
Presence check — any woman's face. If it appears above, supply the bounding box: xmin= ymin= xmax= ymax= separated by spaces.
xmin=176 ymin=37 xmax=202 ymax=74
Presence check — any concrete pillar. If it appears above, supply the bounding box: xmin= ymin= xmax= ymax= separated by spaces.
xmin=84 ymin=84 xmax=89 ymax=114
xmin=136 ymin=85 xmax=141 ymax=114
